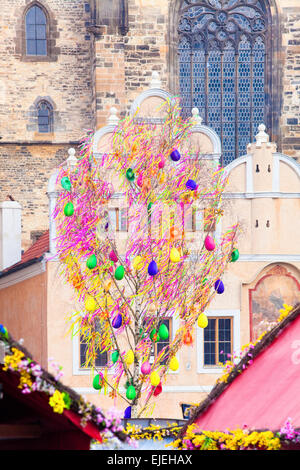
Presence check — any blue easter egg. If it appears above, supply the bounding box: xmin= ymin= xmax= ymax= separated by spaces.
xmin=214 ymin=279 xmax=225 ymax=294
xmin=148 ymin=260 xmax=158 ymax=276
xmin=170 ymin=149 xmax=181 ymax=162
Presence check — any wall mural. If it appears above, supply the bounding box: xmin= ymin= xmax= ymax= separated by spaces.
xmin=250 ymin=265 xmax=300 ymax=342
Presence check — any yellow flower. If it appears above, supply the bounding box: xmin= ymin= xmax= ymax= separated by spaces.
xmin=3 ymin=348 xmax=25 ymax=371
xmin=49 ymin=390 xmax=67 ymax=414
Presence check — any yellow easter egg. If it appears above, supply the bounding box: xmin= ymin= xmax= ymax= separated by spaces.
xmin=158 ymin=172 xmax=166 ymax=183
xmin=170 ymin=247 xmax=181 ymax=263
xmin=85 ymin=296 xmax=97 ymax=312
xmin=169 ymin=357 xmax=179 ymax=372
xmin=150 ymin=371 xmax=160 ymax=387
xmin=125 ymin=349 xmax=134 ymax=366
xmin=197 ymin=313 xmax=208 ymax=329
xmin=133 ymin=255 xmax=143 ymax=270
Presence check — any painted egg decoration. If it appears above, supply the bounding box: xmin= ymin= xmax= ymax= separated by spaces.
xmin=148 ymin=260 xmax=158 ymax=276
xmin=125 ymin=349 xmax=134 ymax=366
xmin=169 ymin=356 xmax=179 ymax=372
xmin=112 ymin=313 xmax=122 ymax=329
xmin=111 ymin=350 xmax=119 ymax=364
xmin=115 ymin=265 xmax=125 ymax=280
xmin=124 ymin=406 xmax=132 ymax=419
xmin=126 ymin=168 xmax=135 ymax=181
xmin=126 ymin=385 xmax=136 ymax=401
xmin=86 ymin=254 xmax=97 ymax=270
xmin=150 ymin=371 xmax=160 ymax=387
xmin=84 ymin=296 xmax=97 ymax=312
xmin=170 ymin=149 xmax=181 ymax=162
xmin=137 ymin=175 xmax=143 ymax=187
xmin=153 ymin=383 xmax=162 ymax=396
xmin=158 ymin=323 xmax=169 ymax=341
xmin=0 ymin=324 xmax=8 ymax=339
xmin=170 ymin=247 xmax=181 ymax=263
xmin=158 ymin=158 xmax=165 ymax=169
xmin=92 ymin=374 xmax=103 ymax=391
xmin=204 ymin=235 xmax=215 ymax=251
xmin=133 ymin=255 xmax=143 ymax=271
xmin=61 ymin=176 xmax=71 ymax=191
xmin=214 ymin=279 xmax=225 ymax=294
xmin=197 ymin=313 xmax=208 ymax=329
xmin=64 ymin=202 xmax=74 ymax=217
xmin=186 ymin=179 xmax=197 ymax=191
xmin=231 ymin=248 xmax=239 ymax=262
xmin=109 ymin=250 xmax=118 ymax=263
xmin=141 ymin=361 xmax=151 ymax=375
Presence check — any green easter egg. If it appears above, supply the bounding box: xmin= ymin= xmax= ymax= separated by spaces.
xmin=112 ymin=350 xmax=119 ymax=364
xmin=64 ymin=202 xmax=74 ymax=217
xmin=61 ymin=177 xmax=71 ymax=191
xmin=115 ymin=265 xmax=125 ymax=281
xmin=92 ymin=374 xmax=102 ymax=391
xmin=158 ymin=323 xmax=169 ymax=341
xmin=126 ymin=385 xmax=136 ymax=401
xmin=86 ymin=254 xmax=97 ymax=269
xmin=231 ymin=248 xmax=239 ymax=262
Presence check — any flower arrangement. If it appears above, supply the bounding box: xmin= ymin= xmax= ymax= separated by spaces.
xmin=0 ymin=326 xmax=128 ymax=445
xmin=125 ymin=422 xmax=182 ymax=442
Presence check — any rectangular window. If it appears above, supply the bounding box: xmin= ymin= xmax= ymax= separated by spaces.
xmin=79 ymin=335 xmax=108 ymax=369
xmin=185 ymin=206 xmax=197 ymax=232
xmin=203 ymin=208 xmax=217 ymax=232
xmin=203 ymin=317 xmax=232 ymax=366
xmin=108 ymin=208 xmax=128 ymax=232
xmin=155 ymin=319 xmax=172 ymax=366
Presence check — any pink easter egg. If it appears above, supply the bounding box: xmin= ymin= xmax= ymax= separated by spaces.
xmin=109 ymin=250 xmax=118 ymax=263
xmin=204 ymin=235 xmax=215 ymax=251
xmin=141 ymin=361 xmax=151 ymax=375
xmin=137 ymin=175 xmax=143 ymax=187
xmin=158 ymin=159 xmax=165 ymax=169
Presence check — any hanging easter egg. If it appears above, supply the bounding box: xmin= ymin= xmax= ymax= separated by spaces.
xmin=115 ymin=265 xmax=125 ymax=280
xmin=112 ymin=313 xmax=122 ymax=329
xmin=141 ymin=361 xmax=151 ymax=375
xmin=204 ymin=235 xmax=215 ymax=251
xmin=186 ymin=179 xmax=197 ymax=191
xmin=137 ymin=175 xmax=143 ymax=187
xmin=147 ymin=202 xmax=153 ymax=213
xmin=85 ymin=295 xmax=97 ymax=312
xmin=183 ymin=331 xmax=193 ymax=345
xmin=148 ymin=260 xmax=158 ymax=276
xmin=150 ymin=371 xmax=160 ymax=387
xmin=92 ymin=374 xmax=103 ymax=391
xmin=158 ymin=323 xmax=169 ymax=341
xmin=126 ymin=385 xmax=136 ymax=401
xmin=170 ymin=247 xmax=181 ymax=263
xmin=153 ymin=383 xmax=162 ymax=396
xmin=112 ymin=350 xmax=119 ymax=364
xmin=0 ymin=324 xmax=8 ymax=339
xmin=125 ymin=349 xmax=134 ymax=366
xmin=169 ymin=356 xmax=179 ymax=372
xmin=150 ymin=328 xmax=160 ymax=342
xmin=109 ymin=250 xmax=118 ymax=263
xmin=202 ymin=277 xmax=208 ymax=286
xmin=64 ymin=202 xmax=74 ymax=217
xmin=61 ymin=176 xmax=71 ymax=191
xmin=86 ymin=254 xmax=97 ymax=270
xmin=170 ymin=149 xmax=181 ymax=162
xmin=158 ymin=158 xmax=165 ymax=169
xmin=133 ymin=255 xmax=143 ymax=270
xmin=124 ymin=406 xmax=131 ymax=419
xmin=215 ymin=279 xmax=225 ymax=294
xmin=158 ymin=172 xmax=166 ymax=184
xmin=197 ymin=313 xmax=208 ymax=328
xmin=231 ymin=248 xmax=239 ymax=262
xmin=126 ymin=168 xmax=135 ymax=182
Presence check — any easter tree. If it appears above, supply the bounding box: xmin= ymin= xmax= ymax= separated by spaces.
xmin=54 ymin=100 xmax=239 ymax=418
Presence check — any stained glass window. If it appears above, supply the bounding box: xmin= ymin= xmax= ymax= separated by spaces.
xmin=26 ymin=5 xmax=47 ymax=56
xmin=178 ymin=0 xmax=268 ymax=165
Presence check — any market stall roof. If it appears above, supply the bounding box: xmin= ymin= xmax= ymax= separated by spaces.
xmin=180 ymin=303 xmax=300 ymax=436
xmin=0 ymin=329 xmax=126 ymax=450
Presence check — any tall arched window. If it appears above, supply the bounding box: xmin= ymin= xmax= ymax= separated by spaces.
xmin=178 ymin=0 xmax=270 ymax=165
xmin=37 ymin=100 xmax=53 ymax=133
xmin=25 ymin=4 xmax=47 ymax=56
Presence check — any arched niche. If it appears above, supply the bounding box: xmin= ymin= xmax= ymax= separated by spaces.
xmin=248 ymin=264 xmax=300 ymax=342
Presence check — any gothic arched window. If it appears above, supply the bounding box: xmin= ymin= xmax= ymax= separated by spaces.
xmin=37 ymin=100 xmax=53 ymax=133
xmin=178 ymin=0 xmax=270 ymax=165
xmin=25 ymin=5 xmax=47 ymax=56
